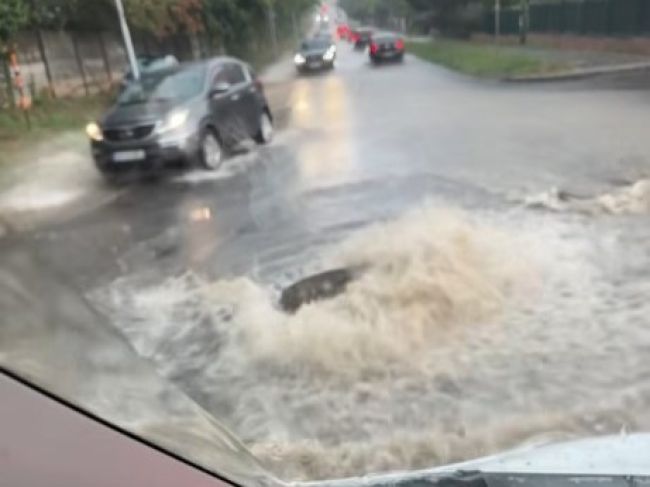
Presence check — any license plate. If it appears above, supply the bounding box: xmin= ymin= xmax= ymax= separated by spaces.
xmin=112 ymin=150 xmax=146 ymax=162
xmin=309 ymin=61 xmax=322 ymax=68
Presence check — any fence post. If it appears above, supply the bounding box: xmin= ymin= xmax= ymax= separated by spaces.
xmin=577 ymin=0 xmax=584 ymax=35
xmin=495 ymin=0 xmax=501 ymax=39
xmin=606 ymin=0 xmax=613 ymax=35
xmin=637 ymin=0 xmax=645 ymax=35
xmin=98 ymin=32 xmax=113 ymax=85
xmin=519 ymin=0 xmax=530 ymax=44
xmin=71 ymin=32 xmax=90 ymax=96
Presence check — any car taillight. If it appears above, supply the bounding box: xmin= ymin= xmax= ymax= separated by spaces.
xmin=370 ymin=43 xmax=378 ymax=54
xmin=396 ymin=39 xmax=405 ymax=50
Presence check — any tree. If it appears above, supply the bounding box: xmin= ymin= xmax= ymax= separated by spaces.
xmin=0 ymin=0 xmax=29 ymax=46
xmin=30 ymin=0 xmax=79 ymax=29
xmin=200 ymin=0 xmax=316 ymax=55
xmin=339 ymin=0 xmax=413 ymax=28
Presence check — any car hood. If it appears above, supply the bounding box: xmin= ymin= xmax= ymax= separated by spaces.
xmin=0 ymin=246 xmax=277 ymax=487
xmin=101 ymin=100 xmax=176 ymax=128
xmin=432 ymin=433 xmax=650 ymax=476
xmin=304 ymin=434 xmax=650 ymax=487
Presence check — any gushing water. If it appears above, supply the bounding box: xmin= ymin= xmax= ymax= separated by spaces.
xmin=94 ymin=204 xmax=650 ymax=481
xmin=523 ymin=178 xmax=650 ymax=215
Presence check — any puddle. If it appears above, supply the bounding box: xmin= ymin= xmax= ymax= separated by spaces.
xmin=171 ymin=130 xmax=298 ymax=185
xmin=171 ymin=150 xmax=260 ymax=184
xmin=0 ymin=187 xmax=87 ymax=212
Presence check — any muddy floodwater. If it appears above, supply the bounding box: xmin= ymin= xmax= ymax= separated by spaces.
xmin=93 ymin=199 xmax=650 ymax=481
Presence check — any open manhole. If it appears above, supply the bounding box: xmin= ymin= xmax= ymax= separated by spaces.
xmin=279 ymin=267 xmax=360 ymax=313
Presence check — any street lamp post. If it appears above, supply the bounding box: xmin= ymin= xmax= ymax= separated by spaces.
xmin=114 ymin=0 xmax=139 ymax=80
xmin=267 ymin=0 xmax=279 ymax=56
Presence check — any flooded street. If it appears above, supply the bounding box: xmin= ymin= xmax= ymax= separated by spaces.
xmin=4 ymin=45 xmax=650 ymax=482
xmin=93 ymin=203 xmax=650 ymax=480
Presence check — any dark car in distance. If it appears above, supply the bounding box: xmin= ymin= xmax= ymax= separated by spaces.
xmin=352 ymin=28 xmax=373 ymax=50
xmin=369 ymin=33 xmax=405 ymax=63
xmin=294 ymin=37 xmax=337 ymax=73
xmin=86 ymin=57 xmax=273 ymax=180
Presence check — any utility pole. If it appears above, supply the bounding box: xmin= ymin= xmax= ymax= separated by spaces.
xmin=495 ymin=0 xmax=501 ymax=41
xmin=267 ymin=1 xmax=279 ymax=55
xmin=114 ymin=0 xmax=139 ymax=80
xmin=292 ymin=11 xmax=299 ymax=43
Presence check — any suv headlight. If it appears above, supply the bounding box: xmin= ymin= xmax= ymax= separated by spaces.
xmin=294 ymin=53 xmax=306 ymax=65
xmin=85 ymin=122 xmax=103 ymax=141
xmin=323 ymin=45 xmax=336 ymax=61
xmin=157 ymin=108 xmax=189 ymax=133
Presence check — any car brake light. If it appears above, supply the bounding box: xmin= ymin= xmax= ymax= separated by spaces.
xmin=396 ymin=39 xmax=405 ymax=50
xmin=370 ymin=43 xmax=378 ymax=54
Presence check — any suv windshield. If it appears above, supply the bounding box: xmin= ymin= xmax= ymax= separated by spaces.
xmin=0 ymin=248 xmax=271 ymax=487
xmin=301 ymin=39 xmax=332 ymax=51
xmin=118 ymin=65 xmax=206 ymax=105
xmin=3 ymin=0 xmax=650 ymax=485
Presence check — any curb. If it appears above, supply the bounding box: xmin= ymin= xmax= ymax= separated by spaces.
xmin=504 ymin=61 xmax=650 ymax=82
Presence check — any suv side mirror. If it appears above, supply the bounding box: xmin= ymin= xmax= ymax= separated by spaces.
xmin=210 ymin=82 xmax=231 ymax=97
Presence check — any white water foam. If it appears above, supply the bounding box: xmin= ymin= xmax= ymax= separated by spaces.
xmin=523 ymin=179 xmax=650 ymax=215
xmin=94 ymin=204 xmax=650 ymax=481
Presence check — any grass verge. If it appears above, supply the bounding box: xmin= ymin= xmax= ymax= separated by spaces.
xmin=0 ymin=94 xmax=110 ymax=166
xmin=406 ymin=39 xmax=565 ymax=78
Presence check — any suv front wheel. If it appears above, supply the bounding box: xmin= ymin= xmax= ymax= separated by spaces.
xmin=254 ymin=111 xmax=273 ymax=145
xmin=199 ymin=129 xmax=224 ymax=170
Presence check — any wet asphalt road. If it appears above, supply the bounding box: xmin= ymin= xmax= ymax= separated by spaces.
xmin=7 ymin=45 xmax=650 ymax=291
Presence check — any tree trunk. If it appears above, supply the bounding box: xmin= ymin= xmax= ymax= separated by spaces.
xmin=98 ymin=32 xmax=113 ymax=85
xmin=72 ymin=33 xmax=90 ymax=96
xmin=34 ymin=28 xmax=56 ymax=98
xmin=2 ymin=55 xmax=16 ymax=109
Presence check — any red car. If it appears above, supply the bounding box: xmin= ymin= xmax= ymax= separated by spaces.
xmin=337 ymin=23 xmax=351 ymax=41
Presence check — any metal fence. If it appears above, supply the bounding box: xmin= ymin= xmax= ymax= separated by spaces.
xmin=483 ymin=0 xmax=650 ymax=36
xmin=0 ymin=28 xmax=200 ymax=108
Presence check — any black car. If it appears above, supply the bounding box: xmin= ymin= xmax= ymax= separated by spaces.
xmin=369 ymin=33 xmax=405 ymax=63
xmin=86 ymin=57 xmax=273 ymax=179
xmin=352 ymin=28 xmax=373 ymax=50
xmin=294 ymin=38 xmax=337 ymax=73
